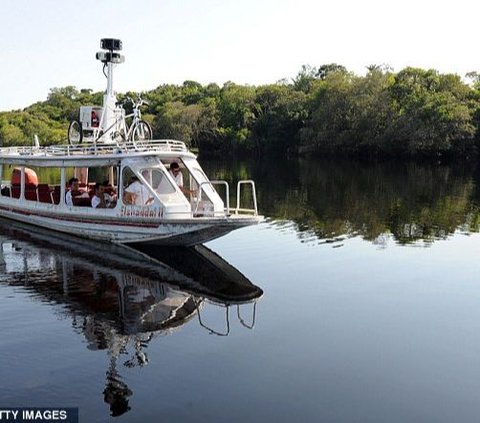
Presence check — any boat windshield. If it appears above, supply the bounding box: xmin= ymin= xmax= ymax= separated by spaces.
xmin=140 ymin=167 xmax=176 ymax=196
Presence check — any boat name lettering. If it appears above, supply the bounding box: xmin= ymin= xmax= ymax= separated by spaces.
xmin=120 ymin=206 xmax=161 ymax=218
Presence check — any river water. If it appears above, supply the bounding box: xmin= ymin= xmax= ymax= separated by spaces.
xmin=1 ymin=157 xmax=480 ymax=423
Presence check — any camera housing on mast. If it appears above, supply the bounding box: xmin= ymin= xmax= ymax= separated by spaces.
xmin=101 ymin=38 xmax=122 ymax=51
xmin=96 ymin=38 xmax=125 ymax=64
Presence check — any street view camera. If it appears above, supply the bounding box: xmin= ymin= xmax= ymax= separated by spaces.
xmin=96 ymin=38 xmax=125 ymax=64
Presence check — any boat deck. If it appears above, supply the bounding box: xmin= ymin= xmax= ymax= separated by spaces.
xmin=0 ymin=139 xmax=188 ymax=158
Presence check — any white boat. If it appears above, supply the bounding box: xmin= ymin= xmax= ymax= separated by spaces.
xmin=0 ymin=39 xmax=262 ymax=246
xmin=0 ymin=140 xmax=261 ymax=246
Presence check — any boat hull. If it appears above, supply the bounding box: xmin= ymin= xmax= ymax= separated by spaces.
xmin=0 ymin=200 xmax=261 ymax=246
xmin=0 ymin=217 xmax=263 ymax=303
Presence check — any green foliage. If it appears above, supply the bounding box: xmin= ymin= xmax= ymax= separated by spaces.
xmin=252 ymin=84 xmax=307 ymax=155
xmin=300 ymin=66 xmax=478 ymax=157
xmin=384 ymin=68 xmax=475 ymax=154
xmin=154 ymin=101 xmax=203 ymax=147
xmin=2 ymin=65 xmax=480 ymax=157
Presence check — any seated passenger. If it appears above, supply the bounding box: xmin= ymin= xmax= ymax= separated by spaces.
xmin=102 ymin=180 xmax=117 ymax=197
xmin=103 ymin=182 xmax=116 ymax=208
xmin=169 ymin=162 xmax=183 ymax=186
xmin=169 ymin=162 xmax=195 ymax=195
xmin=124 ymin=175 xmax=150 ymax=206
xmin=92 ymin=182 xmax=115 ymax=209
xmin=66 ymin=177 xmax=89 ymax=206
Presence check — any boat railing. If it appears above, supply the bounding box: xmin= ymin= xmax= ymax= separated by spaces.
xmin=0 ymin=139 xmax=188 ymax=157
xmin=236 ymin=180 xmax=258 ymax=216
xmin=194 ymin=181 xmax=229 ymax=216
xmin=194 ymin=180 xmax=258 ymax=216
xmin=195 ymin=299 xmax=259 ymax=336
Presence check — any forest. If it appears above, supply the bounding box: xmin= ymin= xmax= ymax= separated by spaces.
xmin=2 ymin=64 xmax=480 ymax=158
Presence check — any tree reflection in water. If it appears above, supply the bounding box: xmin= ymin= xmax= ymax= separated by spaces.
xmin=203 ymin=157 xmax=480 ymax=245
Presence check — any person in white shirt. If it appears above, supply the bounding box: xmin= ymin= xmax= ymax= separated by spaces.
xmin=65 ymin=177 xmax=88 ymax=206
xmin=169 ymin=162 xmax=195 ymax=196
xmin=124 ymin=176 xmax=151 ymax=206
xmin=91 ymin=183 xmax=115 ymax=208
xmin=169 ymin=162 xmax=183 ymax=187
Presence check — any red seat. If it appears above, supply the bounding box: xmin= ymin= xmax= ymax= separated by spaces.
xmin=10 ymin=184 xmax=38 ymax=200
xmin=25 ymin=185 xmax=38 ymax=201
xmin=52 ymin=186 xmax=61 ymax=205
xmin=11 ymin=185 xmax=20 ymax=199
xmin=73 ymin=197 xmax=92 ymax=207
xmin=37 ymin=184 xmax=53 ymax=203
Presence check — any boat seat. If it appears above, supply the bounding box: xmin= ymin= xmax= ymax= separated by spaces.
xmin=37 ymin=184 xmax=54 ymax=204
xmin=11 ymin=185 xmax=21 ymax=199
xmin=52 ymin=186 xmax=61 ymax=205
xmin=10 ymin=184 xmax=38 ymax=200
xmin=25 ymin=185 xmax=38 ymax=201
xmin=73 ymin=197 xmax=92 ymax=207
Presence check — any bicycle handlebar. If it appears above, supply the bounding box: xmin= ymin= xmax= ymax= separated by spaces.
xmin=116 ymin=96 xmax=148 ymax=109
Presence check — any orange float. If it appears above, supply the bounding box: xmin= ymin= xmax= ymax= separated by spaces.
xmin=11 ymin=167 xmax=39 ymax=186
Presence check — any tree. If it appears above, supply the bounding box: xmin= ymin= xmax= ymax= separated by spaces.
xmin=252 ymin=84 xmax=307 ymax=155
xmin=316 ymin=63 xmax=347 ymax=80
xmin=154 ymin=101 xmax=202 ymax=147
xmin=293 ymin=65 xmax=318 ymax=93
xmin=386 ymin=68 xmax=475 ymax=154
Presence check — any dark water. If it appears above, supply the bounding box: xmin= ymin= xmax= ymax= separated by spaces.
xmin=2 ymin=157 xmax=480 ymax=423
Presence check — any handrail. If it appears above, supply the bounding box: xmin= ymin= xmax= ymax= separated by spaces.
xmin=209 ymin=180 xmax=230 ymax=214
xmin=236 ymin=180 xmax=258 ymax=216
xmin=192 ymin=180 xmax=258 ymax=217
xmin=192 ymin=180 xmax=229 ymax=216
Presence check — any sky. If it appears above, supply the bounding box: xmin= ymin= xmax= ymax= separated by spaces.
xmin=0 ymin=0 xmax=479 ymax=111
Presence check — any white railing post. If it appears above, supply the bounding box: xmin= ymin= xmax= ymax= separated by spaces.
xmin=236 ymin=180 xmax=258 ymax=216
xmin=209 ymin=180 xmax=230 ymax=214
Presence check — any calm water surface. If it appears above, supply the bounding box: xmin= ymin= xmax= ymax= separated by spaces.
xmin=2 ymin=157 xmax=480 ymax=423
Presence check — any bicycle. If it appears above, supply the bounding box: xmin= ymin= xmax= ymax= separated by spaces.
xmin=68 ymin=95 xmax=152 ymax=147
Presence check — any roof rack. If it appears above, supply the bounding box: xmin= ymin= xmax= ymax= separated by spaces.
xmin=0 ymin=139 xmax=188 ymax=157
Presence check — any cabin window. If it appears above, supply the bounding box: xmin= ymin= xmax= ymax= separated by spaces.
xmin=141 ymin=168 xmax=176 ymax=195
xmin=72 ymin=166 xmax=118 ymax=207
xmin=161 ymin=159 xmax=200 ymax=196
xmin=0 ymin=165 xmax=119 ymax=206
xmin=122 ymin=166 xmax=153 ymax=206
xmin=0 ymin=165 xmax=9 ymax=197
xmin=1 ymin=166 xmax=60 ymax=204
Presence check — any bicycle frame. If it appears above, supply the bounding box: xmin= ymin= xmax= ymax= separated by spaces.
xmin=94 ymin=99 xmax=145 ymax=144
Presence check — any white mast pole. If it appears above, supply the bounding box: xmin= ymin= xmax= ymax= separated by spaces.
xmin=97 ymin=39 xmax=124 ymax=144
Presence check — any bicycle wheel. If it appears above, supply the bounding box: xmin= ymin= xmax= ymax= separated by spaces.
xmin=132 ymin=120 xmax=152 ymax=148
xmin=68 ymin=120 xmax=83 ymax=145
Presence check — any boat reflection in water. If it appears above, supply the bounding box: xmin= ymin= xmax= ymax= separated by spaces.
xmin=0 ymin=219 xmax=262 ymax=417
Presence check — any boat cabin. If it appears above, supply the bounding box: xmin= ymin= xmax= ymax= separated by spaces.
xmin=0 ymin=143 xmax=234 ymax=219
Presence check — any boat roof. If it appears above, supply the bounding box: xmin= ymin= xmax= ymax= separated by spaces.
xmin=0 ymin=139 xmax=196 ymax=167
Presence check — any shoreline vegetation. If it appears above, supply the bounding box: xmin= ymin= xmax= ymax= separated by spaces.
xmin=2 ymin=64 xmax=480 ymax=159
